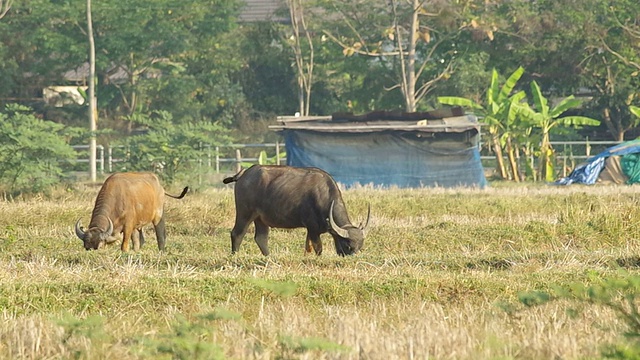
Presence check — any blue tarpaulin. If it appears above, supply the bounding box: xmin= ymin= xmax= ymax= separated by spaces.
xmin=555 ymin=139 xmax=640 ymax=185
xmin=284 ymin=130 xmax=487 ymax=188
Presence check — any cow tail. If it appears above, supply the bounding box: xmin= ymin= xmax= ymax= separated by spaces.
xmin=166 ymin=186 xmax=189 ymax=199
xmin=223 ymin=168 xmax=246 ymax=184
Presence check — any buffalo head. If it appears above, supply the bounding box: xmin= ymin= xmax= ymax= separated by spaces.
xmin=328 ymin=201 xmax=370 ymax=256
xmin=75 ymin=217 xmax=115 ymax=250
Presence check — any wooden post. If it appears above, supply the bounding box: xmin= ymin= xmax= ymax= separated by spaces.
xmin=235 ymin=149 xmax=242 ymax=173
xmin=275 ymin=141 xmax=281 ymax=165
xmin=215 ymin=146 xmax=220 ymax=173
xmin=108 ymin=147 xmax=113 ymax=173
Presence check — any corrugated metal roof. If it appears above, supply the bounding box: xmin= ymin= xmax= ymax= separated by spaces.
xmin=239 ymin=0 xmax=289 ymax=22
xmin=270 ymin=108 xmax=481 ymax=133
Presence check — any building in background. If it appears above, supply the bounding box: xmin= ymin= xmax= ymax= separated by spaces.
xmin=271 ymin=107 xmax=487 ymax=188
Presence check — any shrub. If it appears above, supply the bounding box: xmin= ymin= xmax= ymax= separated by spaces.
xmin=0 ymin=104 xmax=81 ymax=195
xmin=116 ymin=111 xmax=231 ymax=184
xmin=517 ymin=272 xmax=640 ymax=358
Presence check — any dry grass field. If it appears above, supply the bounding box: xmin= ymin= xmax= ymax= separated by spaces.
xmin=1 ymin=182 xmax=640 ymax=359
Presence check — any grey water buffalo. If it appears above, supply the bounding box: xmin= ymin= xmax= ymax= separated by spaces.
xmin=75 ymin=172 xmax=188 ymax=251
xmin=222 ymin=165 xmax=370 ymax=256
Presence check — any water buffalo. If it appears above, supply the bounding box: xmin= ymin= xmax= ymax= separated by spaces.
xmin=75 ymin=172 xmax=188 ymax=251
xmin=223 ymin=165 xmax=370 ymax=256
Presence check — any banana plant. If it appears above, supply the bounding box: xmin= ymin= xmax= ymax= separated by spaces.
xmin=520 ymin=81 xmax=601 ymax=182
xmin=439 ymin=67 xmax=527 ymax=181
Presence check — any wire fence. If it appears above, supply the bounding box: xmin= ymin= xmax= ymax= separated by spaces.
xmin=72 ymin=139 xmax=623 ymax=181
xmin=71 ymin=142 xmax=286 ymax=175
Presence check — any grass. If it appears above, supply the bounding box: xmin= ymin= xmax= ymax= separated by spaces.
xmin=1 ymin=182 xmax=640 ymax=358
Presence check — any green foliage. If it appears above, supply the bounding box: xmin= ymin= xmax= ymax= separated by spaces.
xmin=249 ymin=278 xmax=298 ymax=297
xmin=145 ymin=313 xmax=226 ymax=360
xmin=0 ymin=104 xmax=81 ymax=194
xmin=517 ymin=273 xmax=640 ymax=358
xmin=520 ymin=81 xmax=601 ymax=181
xmin=0 ymin=225 xmax=17 ymax=250
xmin=439 ymin=67 xmax=528 ymax=180
xmin=116 ymin=110 xmax=231 ymax=183
xmin=57 ymin=314 xmax=107 ymax=359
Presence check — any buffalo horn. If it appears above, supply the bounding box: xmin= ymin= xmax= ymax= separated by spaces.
xmin=75 ymin=219 xmax=85 ymax=240
xmin=106 ymin=217 xmax=114 ymax=235
xmin=329 ymin=201 xmax=350 ymax=238
xmin=360 ymin=204 xmax=371 ymax=231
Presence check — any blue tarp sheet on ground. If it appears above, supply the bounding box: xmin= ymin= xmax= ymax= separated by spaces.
xmin=555 ymin=139 xmax=640 ymax=185
xmin=284 ymin=130 xmax=487 ymax=188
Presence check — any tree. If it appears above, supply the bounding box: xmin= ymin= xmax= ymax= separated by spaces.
xmin=521 ymin=81 xmax=601 ymax=182
xmin=319 ymin=0 xmax=473 ymax=112
xmin=0 ymin=104 xmax=81 ymax=194
xmin=439 ymin=67 xmax=528 ymax=181
xmin=287 ymin=0 xmax=314 ymax=116
xmin=116 ymin=111 xmax=231 ymax=183
xmin=87 ymin=0 xmax=97 ymax=182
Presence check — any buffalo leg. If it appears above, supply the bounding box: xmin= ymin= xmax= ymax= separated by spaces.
xmin=305 ymin=237 xmax=313 ymax=254
xmin=132 ymin=230 xmax=141 ymax=251
xmin=154 ymin=217 xmax=167 ymax=251
xmin=254 ymin=219 xmax=270 ymax=256
xmin=307 ymin=232 xmax=323 ymax=255
xmin=230 ymin=215 xmax=253 ymax=254
xmin=121 ymin=227 xmax=132 ymax=252
xmin=138 ymin=229 xmax=145 ymax=248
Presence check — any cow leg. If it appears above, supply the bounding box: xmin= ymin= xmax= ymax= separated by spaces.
xmin=307 ymin=231 xmax=323 ymax=255
xmin=254 ymin=219 xmax=270 ymax=256
xmin=154 ymin=217 xmax=167 ymax=251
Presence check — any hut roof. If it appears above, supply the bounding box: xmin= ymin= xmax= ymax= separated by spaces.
xmin=270 ymin=107 xmax=480 ymax=134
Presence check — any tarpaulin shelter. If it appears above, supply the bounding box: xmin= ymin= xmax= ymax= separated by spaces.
xmin=269 ymin=107 xmax=487 ymax=188
xmin=555 ymin=139 xmax=640 ymax=185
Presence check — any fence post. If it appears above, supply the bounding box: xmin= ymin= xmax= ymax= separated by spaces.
xmin=215 ymin=146 xmax=220 ymax=174
xmin=108 ymin=147 xmax=113 ymax=173
xmin=563 ymin=143 xmax=567 ymax=177
xmin=98 ymin=145 xmax=104 ymax=174
xmin=276 ymin=141 xmax=281 ymax=165
xmin=235 ymin=149 xmax=242 ymax=173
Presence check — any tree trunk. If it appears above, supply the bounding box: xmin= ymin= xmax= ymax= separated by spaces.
xmin=491 ymin=135 xmax=508 ymax=179
xmin=288 ymin=0 xmax=313 ymax=116
xmin=505 ymin=136 xmax=520 ymax=182
xmin=87 ymin=0 xmax=97 ymax=183
xmin=602 ymin=107 xmax=625 ymax=141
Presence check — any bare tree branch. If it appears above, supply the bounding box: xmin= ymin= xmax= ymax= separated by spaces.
xmin=599 ymin=36 xmax=640 ymax=72
xmin=288 ymin=0 xmax=314 ymax=116
xmin=321 ymin=30 xmax=401 ymax=57
xmin=0 ymin=0 xmax=13 ymax=19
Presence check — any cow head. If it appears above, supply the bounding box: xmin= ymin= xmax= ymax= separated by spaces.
xmin=328 ymin=201 xmax=370 ymax=256
xmin=75 ymin=218 xmax=114 ymax=250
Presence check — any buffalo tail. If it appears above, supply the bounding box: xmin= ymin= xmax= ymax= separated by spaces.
xmin=223 ymin=168 xmax=246 ymax=184
xmin=166 ymin=186 xmax=189 ymax=199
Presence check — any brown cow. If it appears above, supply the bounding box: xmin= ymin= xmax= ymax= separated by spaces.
xmin=75 ymin=172 xmax=188 ymax=251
